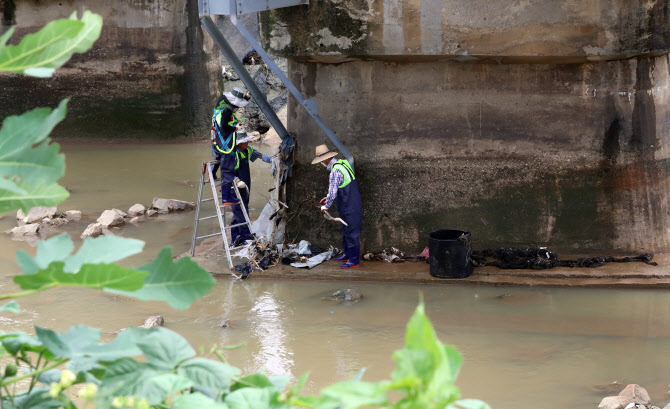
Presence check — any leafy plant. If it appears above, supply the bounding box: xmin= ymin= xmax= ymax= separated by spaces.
xmin=0 ymin=10 xmax=490 ymax=409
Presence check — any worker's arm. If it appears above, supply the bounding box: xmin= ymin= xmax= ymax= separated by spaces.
xmin=322 ymin=169 xmax=344 ymax=210
xmin=249 ymin=148 xmax=273 ymax=163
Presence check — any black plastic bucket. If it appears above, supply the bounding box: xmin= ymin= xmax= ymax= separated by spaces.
xmin=428 ymin=230 xmax=473 ymax=279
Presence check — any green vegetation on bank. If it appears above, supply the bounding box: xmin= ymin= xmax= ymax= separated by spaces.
xmin=0 ymin=12 xmax=490 ymax=409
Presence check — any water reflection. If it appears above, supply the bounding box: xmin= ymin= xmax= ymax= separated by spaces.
xmin=248 ymin=287 xmax=294 ymax=377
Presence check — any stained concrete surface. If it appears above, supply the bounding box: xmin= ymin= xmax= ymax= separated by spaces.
xmin=261 ymin=0 xmax=670 ymax=254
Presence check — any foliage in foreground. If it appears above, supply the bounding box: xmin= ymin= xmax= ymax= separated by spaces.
xmin=0 ymin=9 xmax=491 ymax=409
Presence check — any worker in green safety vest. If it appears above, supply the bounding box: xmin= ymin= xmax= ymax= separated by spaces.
xmin=210 ymin=87 xmax=251 ymax=179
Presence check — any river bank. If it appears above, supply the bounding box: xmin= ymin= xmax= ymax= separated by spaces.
xmin=189 ymin=238 xmax=670 ymax=288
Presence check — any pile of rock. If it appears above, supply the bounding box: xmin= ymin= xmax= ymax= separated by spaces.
xmin=80 ymin=198 xmax=195 ymax=238
xmin=598 ymin=384 xmax=664 ymax=409
xmin=8 ymin=198 xmax=196 ymax=239
xmin=8 ymin=207 xmax=82 ymax=237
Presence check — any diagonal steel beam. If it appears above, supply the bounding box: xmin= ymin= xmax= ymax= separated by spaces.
xmin=201 ymin=16 xmax=290 ymax=141
xmin=229 ymin=15 xmax=354 ymax=169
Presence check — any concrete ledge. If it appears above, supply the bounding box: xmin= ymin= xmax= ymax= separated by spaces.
xmin=188 ymin=239 xmax=670 ymax=288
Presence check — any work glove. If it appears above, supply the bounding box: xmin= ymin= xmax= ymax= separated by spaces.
xmin=235 ymin=178 xmax=247 ymax=190
xmin=319 ymin=197 xmax=327 ymax=205
xmin=320 ymin=206 xmax=328 ymax=213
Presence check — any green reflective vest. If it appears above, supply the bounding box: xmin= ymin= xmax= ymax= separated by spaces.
xmin=332 ymin=159 xmax=355 ymax=188
xmin=234 ymin=147 xmax=254 ymax=170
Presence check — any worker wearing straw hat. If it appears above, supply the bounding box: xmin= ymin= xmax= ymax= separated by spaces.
xmin=312 ymin=144 xmax=362 ymax=269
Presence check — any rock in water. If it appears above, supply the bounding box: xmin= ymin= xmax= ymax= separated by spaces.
xmin=43 ymin=217 xmax=68 ymax=228
xmin=97 ymin=210 xmax=126 ymax=227
xmin=146 ymin=209 xmax=158 ymax=217
xmin=139 ymin=316 xmax=164 ymax=328
xmin=151 ymin=198 xmax=195 ymax=212
xmin=619 ymin=385 xmax=651 ymax=406
xmin=9 ymin=224 xmax=40 ymax=236
xmin=112 ymin=208 xmax=128 ymax=218
xmin=19 ymin=207 xmax=57 ymax=224
xmin=81 ymin=223 xmax=103 ymax=238
xmin=128 ymin=204 xmax=146 ymax=216
xmin=599 ymin=396 xmax=624 ymax=409
xmin=332 ymin=288 xmax=363 ymax=301
xmin=129 ymin=217 xmax=141 ymax=224
xmin=64 ymin=210 xmax=82 ymax=221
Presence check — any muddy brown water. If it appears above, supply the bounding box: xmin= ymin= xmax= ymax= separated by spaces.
xmin=1 ymin=142 xmax=670 ymax=409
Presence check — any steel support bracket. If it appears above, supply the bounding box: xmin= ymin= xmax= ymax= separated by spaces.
xmin=199 ymin=0 xmax=308 ymax=17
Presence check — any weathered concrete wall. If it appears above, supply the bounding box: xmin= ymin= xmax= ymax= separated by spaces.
xmin=0 ymin=0 xmax=214 ymax=139
xmin=263 ymin=0 xmax=670 ymax=255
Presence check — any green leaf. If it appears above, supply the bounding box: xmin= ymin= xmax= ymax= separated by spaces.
xmin=389 ymin=303 xmax=463 ymax=407
xmin=174 ymin=393 xmax=229 ymax=409
xmin=224 ymin=387 xmax=279 ymax=409
xmin=0 ymin=301 xmax=19 ymax=313
xmin=231 ymin=372 xmax=274 ymax=392
xmin=0 ymin=178 xmax=69 ymax=216
xmin=35 ymin=325 xmax=143 ymax=372
xmin=98 ymin=358 xmax=165 ymax=406
xmin=5 ymin=387 xmax=65 ymax=409
xmin=0 ymin=332 xmax=44 ymax=355
xmin=17 ymin=233 xmax=74 ymax=275
xmin=109 ymin=247 xmax=216 ymax=310
xmin=64 ymin=236 xmax=145 ymax=273
xmin=0 ymin=11 xmax=102 ymax=76
xmin=0 ymin=100 xmax=69 ymax=215
xmin=0 ymin=26 xmax=15 ymax=48
xmin=130 ymin=326 xmax=195 ymax=370
xmin=317 ymin=381 xmax=388 ymax=409
xmin=37 ymin=369 xmax=62 ymax=385
xmin=14 ymin=261 xmax=148 ymax=292
xmin=16 ymin=235 xmax=145 ymax=275
xmin=178 ymin=357 xmax=240 ymax=393
xmin=450 ymin=399 xmax=492 ymax=409
xmin=150 ymin=373 xmax=193 ymax=395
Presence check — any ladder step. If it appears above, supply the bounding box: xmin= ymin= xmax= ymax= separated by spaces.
xmin=201 ymin=198 xmax=215 ymax=203
xmin=198 ymin=215 xmax=218 ymax=221
xmin=195 ymin=232 xmax=222 ymax=240
xmin=225 ymin=222 xmax=250 ymax=229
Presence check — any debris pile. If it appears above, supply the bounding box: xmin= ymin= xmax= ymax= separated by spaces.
xmin=363 ymin=247 xmax=408 ymax=263
xmin=470 ymin=247 xmax=658 ymax=269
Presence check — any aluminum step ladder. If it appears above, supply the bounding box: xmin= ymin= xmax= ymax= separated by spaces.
xmin=190 ymin=160 xmax=254 ymax=270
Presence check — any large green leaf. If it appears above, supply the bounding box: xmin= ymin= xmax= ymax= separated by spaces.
xmin=110 ymin=247 xmax=216 ymax=310
xmin=35 ymin=325 xmax=143 ymax=372
xmin=0 ymin=11 xmax=102 ymax=77
xmin=178 ymin=358 xmax=240 ymax=393
xmin=389 ymin=303 xmax=463 ymax=408
xmin=150 ymin=373 xmax=193 ymax=395
xmin=309 ymin=381 xmax=388 ymax=409
xmin=0 ymin=100 xmax=69 ymax=215
xmin=4 ymin=387 xmax=66 ymax=409
xmin=14 ymin=261 xmax=148 ymax=292
xmin=16 ymin=234 xmax=145 ymax=275
xmin=97 ymin=358 xmax=165 ymax=406
xmin=0 ymin=181 xmax=68 ymax=216
xmin=174 ymin=393 xmax=229 ymax=409
xmin=0 ymin=332 xmax=44 ymax=356
xmin=130 ymin=327 xmax=195 ymax=370
xmin=224 ymin=387 xmax=282 ymax=409
xmin=16 ymin=233 xmax=74 ymax=275
xmin=64 ymin=236 xmax=145 ymax=273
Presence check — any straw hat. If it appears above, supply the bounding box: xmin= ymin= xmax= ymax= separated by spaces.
xmin=311 ymin=144 xmax=338 ymax=164
xmin=222 ymin=87 xmax=251 ymax=108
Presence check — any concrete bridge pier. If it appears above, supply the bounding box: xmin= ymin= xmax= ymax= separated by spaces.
xmin=261 ymin=0 xmax=670 ymax=254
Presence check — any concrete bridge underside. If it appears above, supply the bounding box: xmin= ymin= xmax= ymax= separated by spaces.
xmin=261 ymin=0 xmax=670 ymax=254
